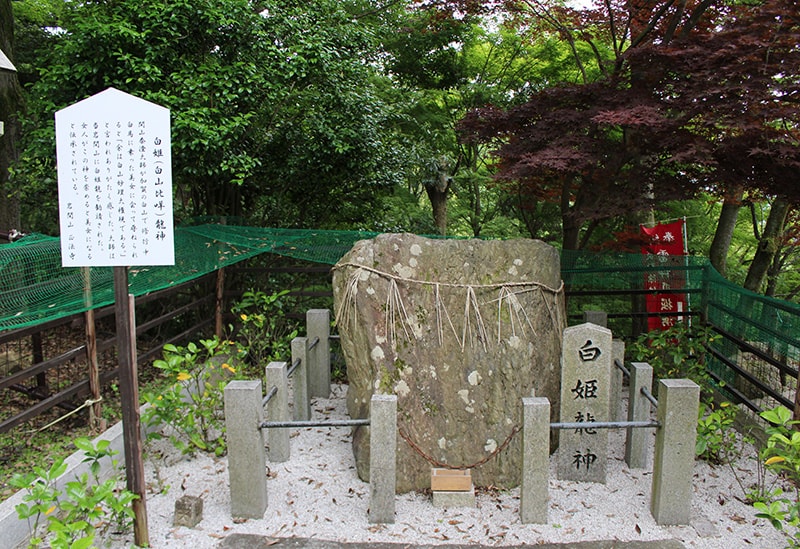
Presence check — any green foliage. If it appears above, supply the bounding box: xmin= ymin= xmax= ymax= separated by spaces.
xmin=142 ymin=337 xmax=245 ymax=456
xmin=229 ymin=289 xmax=299 ymax=373
xmin=9 ymin=441 xmax=136 ymax=549
xmin=13 ymin=0 xmax=405 ymax=231
xmin=696 ymin=401 xmax=739 ymax=464
xmin=754 ymin=406 xmax=800 ymax=546
xmin=630 ymin=322 xmax=720 ymax=396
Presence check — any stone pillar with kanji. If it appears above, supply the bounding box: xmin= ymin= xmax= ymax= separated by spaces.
xmin=557 ymin=322 xmax=612 ymax=483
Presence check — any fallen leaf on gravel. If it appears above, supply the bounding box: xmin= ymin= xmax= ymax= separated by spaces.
xmin=731 ymin=514 xmax=747 ymax=524
xmin=635 ymin=524 xmax=641 ymax=534
xmin=449 ymin=520 xmax=460 ymax=525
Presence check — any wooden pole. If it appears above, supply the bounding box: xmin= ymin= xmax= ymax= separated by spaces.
xmin=83 ymin=267 xmax=102 ymax=430
xmin=113 ymin=266 xmax=149 ymax=546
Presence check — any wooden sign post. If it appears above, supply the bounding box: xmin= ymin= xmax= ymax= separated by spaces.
xmin=56 ymin=88 xmax=175 ymax=546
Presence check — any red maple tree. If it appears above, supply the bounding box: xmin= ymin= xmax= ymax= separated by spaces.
xmin=459 ymin=0 xmax=800 ymax=250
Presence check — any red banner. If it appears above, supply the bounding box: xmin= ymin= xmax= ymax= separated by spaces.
xmin=641 ymin=220 xmax=687 ymax=331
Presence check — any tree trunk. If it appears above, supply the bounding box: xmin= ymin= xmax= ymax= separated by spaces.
xmin=709 ymin=185 xmax=744 ymax=276
xmin=0 ymin=0 xmax=22 ymax=233
xmin=744 ymin=197 xmax=791 ymax=293
xmin=426 ymin=182 xmax=448 ymax=236
xmin=425 ymin=158 xmax=451 ymax=236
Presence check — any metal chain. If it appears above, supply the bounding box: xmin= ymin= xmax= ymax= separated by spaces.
xmin=398 ymin=424 xmax=521 ymax=470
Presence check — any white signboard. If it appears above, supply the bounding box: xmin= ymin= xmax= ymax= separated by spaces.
xmin=56 ymin=88 xmax=174 ymax=267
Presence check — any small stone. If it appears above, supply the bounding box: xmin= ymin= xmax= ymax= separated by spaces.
xmin=173 ymin=494 xmax=203 ymax=528
xmin=691 ymin=515 xmax=720 ymax=538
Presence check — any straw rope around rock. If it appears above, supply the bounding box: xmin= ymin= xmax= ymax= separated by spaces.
xmin=333 ymin=262 xmax=564 ymax=351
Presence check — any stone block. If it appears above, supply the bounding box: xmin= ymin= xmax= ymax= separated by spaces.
xmin=651 ymin=378 xmax=700 ymax=525
xmin=173 ymin=495 xmax=203 ymax=528
xmin=432 ymin=488 xmax=476 ymax=508
xmin=291 ymin=337 xmax=310 ymax=421
xmin=521 ymin=397 xmax=550 ymax=524
xmin=625 ymin=362 xmax=653 ymax=469
xmin=369 ymin=394 xmax=397 ymax=523
xmin=224 ymin=380 xmax=267 ymax=519
xmin=307 ymin=309 xmax=331 ymax=398
xmin=265 ymin=361 xmax=290 ymax=462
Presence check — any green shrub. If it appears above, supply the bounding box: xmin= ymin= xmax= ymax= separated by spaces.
xmin=754 ymin=406 xmax=800 ymax=547
xmin=696 ymin=401 xmax=739 ymax=464
xmin=630 ymin=322 xmax=720 ymax=398
xmin=142 ymin=336 xmax=245 ymax=456
xmin=9 ymin=439 xmax=136 ymax=549
xmin=230 ymin=289 xmax=299 ymax=374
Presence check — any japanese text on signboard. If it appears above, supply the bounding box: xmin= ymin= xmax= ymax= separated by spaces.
xmin=56 ymin=88 xmax=174 ymax=267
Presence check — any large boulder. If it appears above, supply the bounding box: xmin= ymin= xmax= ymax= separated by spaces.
xmin=332 ymin=234 xmax=565 ymax=493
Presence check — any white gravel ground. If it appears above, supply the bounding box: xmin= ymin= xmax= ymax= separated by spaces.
xmin=107 ymin=383 xmax=790 ymax=548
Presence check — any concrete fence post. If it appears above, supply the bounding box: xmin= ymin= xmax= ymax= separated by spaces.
xmin=265 ymin=361 xmax=290 ymax=462
xmin=224 ymin=380 xmax=267 ymax=519
xmin=291 ymin=337 xmax=311 ymax=421
xmin=611 ymin=339 xmax=625 ymax=421
xmin=521 ymin=397 xmax=550 ymax=524
xmin=651 ymin=378 xmax=700 ymax=525
xmin=369 ymin=394 xmax=397 ymax=524
xmin=307 ymin=309 xmax=331 ymax=398
xmin=582 ymin=310 xmax=608 ymax=327
xmin=625 ymin=362 xmax=654 ymax=469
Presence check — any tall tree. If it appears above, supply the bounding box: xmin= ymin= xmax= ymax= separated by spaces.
xmin=461 ymin=0 xmax=800 ymax=251
xmin=709 ymin=184 xmax=745 ymax=277
xmin=0 ymin=0 xmax=23 ymax=234
xmin=12 ymin=0 xmax=402 ymax=232
xmin=745 ymin=197 xmax=792 ymax=293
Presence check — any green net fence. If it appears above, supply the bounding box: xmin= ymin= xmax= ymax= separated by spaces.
xmin=0 ymin=225 xmax=380 ymax=332
xmin=2 ymin=225 xmax=800 ymax=398
xmin=563 ymin=248 xmax=800 ymax=411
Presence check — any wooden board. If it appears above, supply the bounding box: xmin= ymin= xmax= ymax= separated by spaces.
xmin=431 ymin=468 xmax=472 ymax=492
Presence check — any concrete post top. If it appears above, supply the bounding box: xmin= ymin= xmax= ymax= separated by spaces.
xmin=658 ymin=378 xmax=700 ymax=389
xmin=371 ymin=394 xmax=397 ymax=403
xmin=630 ymin=362 xmax=653 ymax=370
xmin=522 ymin=396 xmax=550 ymax=406
xmin=226 ymin=379 xmax=262 ymax=390
xmin=565 ymin=322 xmax=612 ymax=337
xmin=266 ymin=361 xmax=288 ymax=371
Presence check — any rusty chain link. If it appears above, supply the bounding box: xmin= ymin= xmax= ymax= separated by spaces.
xmin=398 ymin=424 xmax=521 ymax=470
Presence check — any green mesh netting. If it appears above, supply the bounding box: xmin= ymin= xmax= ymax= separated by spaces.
xmin=562 ymin=248 xmax=800 ymax=408
xmin=0 ymin=225 xmax=381 ymax=332
xmin=2 ymin=225 xmax=800 ymax=388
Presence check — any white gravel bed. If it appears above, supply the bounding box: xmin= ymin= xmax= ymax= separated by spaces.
xmin=107 ymin=383 xmax=789 ymax=548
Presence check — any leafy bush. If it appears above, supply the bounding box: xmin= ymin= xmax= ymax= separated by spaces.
xmin=754 ymin=406 xmax=800 ymax=546
xmin=630 ymin=322 xmax=720 ymax=397
xmin=9 ymin=439 xmax=137 ymax=549
xmin=696 ymin=401 xmax=739 ymax=464
xmin=230 ymin=289 xmax=299 ymax=373
xmin=142 ymin=337 xmax=245 ymax=456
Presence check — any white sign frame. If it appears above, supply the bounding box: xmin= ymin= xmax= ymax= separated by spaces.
xmin=56 ymin=88 xmax=174 ymax=267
